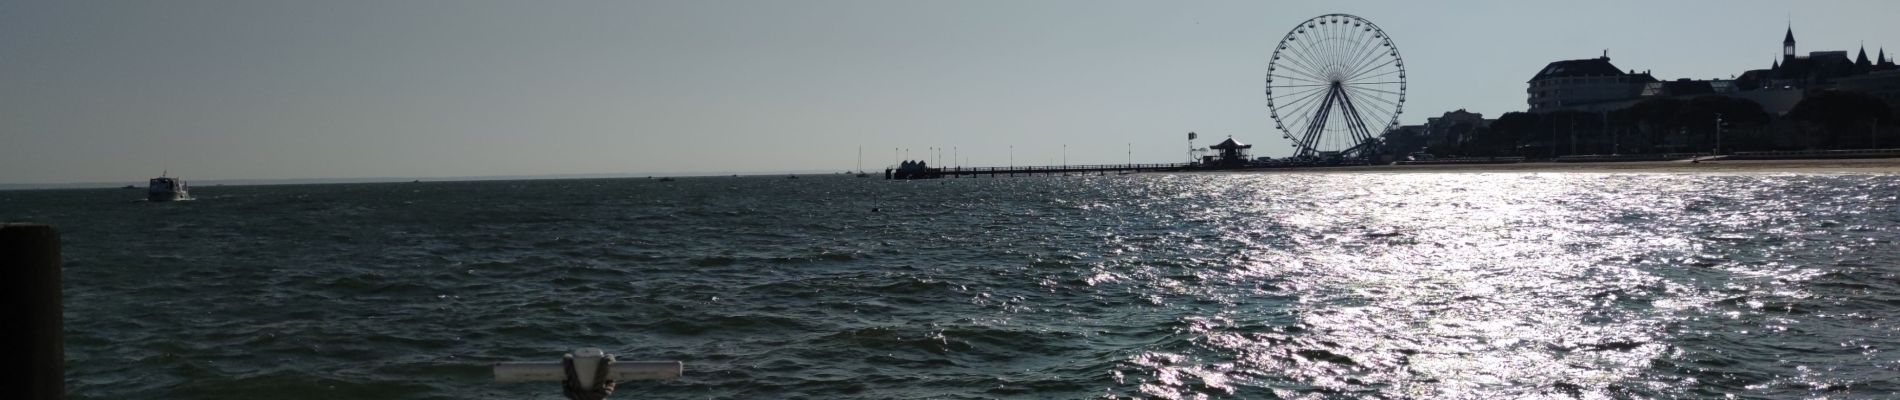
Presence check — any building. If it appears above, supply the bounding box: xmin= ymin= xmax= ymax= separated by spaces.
xmin=1203 ymin=136 xmax=1252 ymax=166
xmin=1640 ymin=79 xmax=1724 ymax=97
xmin=1835 ymin=70 xmax=1900 ymax=109
xmin=1526 ymin=54 xmax=1657 ymax=112
xmin=1521 ymin=26 xmax=1895 ymax=116
xmin=1424 ymin=109 xmax=1491 ymax=149
xmin=1737 ymin=27 xmax=1897 ymax=91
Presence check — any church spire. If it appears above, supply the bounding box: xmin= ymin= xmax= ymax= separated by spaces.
xmin=1857 ymin=43 xmax=1872 ymax=67
xmin=1783 ymin=25 xmax=1797 ymax=60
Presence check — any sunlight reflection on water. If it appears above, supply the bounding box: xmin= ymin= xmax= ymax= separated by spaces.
xmin=1117 ymin=172 xmax=1898 ymax=399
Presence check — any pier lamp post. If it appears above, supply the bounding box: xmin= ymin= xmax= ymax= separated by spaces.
xmin=1713 ymin=113 xmax=1724 ymax=154
xmin=1009 ymin=145 xmax=1014 ymax=169
xmin=1062 ymin=144 xmax=1067 ymax=167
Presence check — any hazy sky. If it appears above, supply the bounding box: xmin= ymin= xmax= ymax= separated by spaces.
xmin=4 ymin=0 xmax=1897 ymax=183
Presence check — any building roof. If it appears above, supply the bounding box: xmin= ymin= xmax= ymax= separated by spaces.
xmin=1208 ymin=137 xmax=1251 ymax=150
xmin=1642 ymin=79 xmax=1717 ymax=97
xmin=1774 ymin=51 xmax=1858 ymax=83
xmin=1529 ymin=57 xmax=1630 ymax=82
xmin=1736 ymin=68 xmax=1774 ymax=90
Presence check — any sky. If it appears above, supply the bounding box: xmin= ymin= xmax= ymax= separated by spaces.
xmin=3 ymin=0 xmax=1897 ymax=184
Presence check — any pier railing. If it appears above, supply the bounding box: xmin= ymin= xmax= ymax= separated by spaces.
xmin=888 ymin=163 xmax=1192 ymax=179
xmin=1726 ymin=148 xmax=1900 ymax=160
xmin=1554 ymin=153 xmax=1704 ymax=162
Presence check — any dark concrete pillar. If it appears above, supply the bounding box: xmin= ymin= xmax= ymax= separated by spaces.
xmin=1 ymin=224 xmax=61 ymax=400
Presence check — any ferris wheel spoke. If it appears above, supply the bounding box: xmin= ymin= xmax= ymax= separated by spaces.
xmin=1293 ymin=27 xmax=1326 ymax=66
xmin=1284 ymin=87 xmax=1328 ymax=112
xmin=1352 ymin=69 xmax=1413 ymax=82
xmin=1342 ymin=43 xmax=1389 ymax=81
xmin=1327 ymin=31 xmax=1357 ymax=77
xmin=1268 ymin=75 xmax=1328 ymax=86
xmin=1282 ymin=96 xmax=1327 ymax=124
xmin=1282 ymin=43 xmax=1330 ymax=77
xmin=1331 ymin=23 xmax=1361 ymax=73
xmin=1334 ymin=33 xmax=1371 ymax=74
xmin=1348 ymin=50 xmax=1380 ymax=80
xmin=1285 ymin=95 xmax=1326 ymax=123
xmin=1278 ymin=99 xmax=1327 ymax=132
xmin=1346 ymin=93 xmax=1396 ymax=121
xmin=1348 ymin=99 xmax=1394 ymax=135
xmin=1271 ymin=90 xmax=1330 ymax=113
xmin=1274 ymin=66 xmax=1333 ymax=86
xmin=1270 ymin=83 xmax=1338 ymax=89
xmin=1291 ymin=33 xmax=1333 ymax=74
xmin=1270 ymin=87 xmax=1330 ymax=104
xmin=1343 ymin=97 xmax=1398 ymax=127
xmin=1343 ymin=85 xmax=1397 ymax=118
xmin=1276 ymin=88 xmax=1332 ymax=120
xmin=1272 ymin=55 xmax=1328 ymax=79
xmin=1284 ymin=32 xmax=1319 ymax=64
xmin=1283 ymin=62 xmax=1334 ymax=84
xmin=1345 ymin=85 xmax=1404 ymax=97
xmin=1343 ymin=85 xmax=1403 ymax=108
xmin=1346 ymin=58 xmax=1401 ymax=82
xmin=1342 ymin=90 xmax=1398 ymax=132
xmin=1315 ymin=27 xmax=1342 ymax=76
xmin=1345 ymin=81 xmax=1405 ymax=86
xmin=1281 ymin=83 xmax=1332 ymax=106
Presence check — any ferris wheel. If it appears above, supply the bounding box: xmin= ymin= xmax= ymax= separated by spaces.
xmin=1265 ymin=14 xmax=1406 ymax=159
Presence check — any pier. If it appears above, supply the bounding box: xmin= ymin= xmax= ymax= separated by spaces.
xmin=886 ymin=163 xmax=1191 ymax=179
xmin=1 ymin=224 xmax=61 ymax=400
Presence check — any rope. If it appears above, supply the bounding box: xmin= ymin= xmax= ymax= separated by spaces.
xmin=561 ymin=354 xmax=616 ymax=400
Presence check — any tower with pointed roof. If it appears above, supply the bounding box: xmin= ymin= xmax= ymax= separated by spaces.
xmin=1783 ymin=26 xmax=1797 ymax=61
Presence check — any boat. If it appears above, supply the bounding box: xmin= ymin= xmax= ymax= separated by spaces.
xmin=147 ymin=172 xmax=191 ymax=202
xmin=121 ymin=185 xmax=137 ymax=189
xmin=855 ymin=146 xmax=871 ymax=177
xmin=658 ymin=177 xmax=675 ymax=182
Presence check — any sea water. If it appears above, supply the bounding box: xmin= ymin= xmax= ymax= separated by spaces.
xmin=6 ymin=172 xmax=1898 ymax=399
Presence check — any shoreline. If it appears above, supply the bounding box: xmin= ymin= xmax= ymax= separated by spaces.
xmin=1181 ymin=158 xmax=1900 ymax=174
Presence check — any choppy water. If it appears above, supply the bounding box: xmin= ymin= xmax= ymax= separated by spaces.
xmin=6 ymin=172 xmax=1900 ymax=399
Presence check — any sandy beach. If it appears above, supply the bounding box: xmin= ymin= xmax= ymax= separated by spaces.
xmin=1195 ymin=158 xmax=1900 ymax=174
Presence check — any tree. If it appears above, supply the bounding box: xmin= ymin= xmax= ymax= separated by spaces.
xmin=1787 ymin=90 xmax=1896 ymax=149
xmin=1470 ymin=112 xmax=1539 ymax=156
xmin=1678 ymin=96 xmax=1771 ymax=152
xmin=1618 ymin=98 xmax=1688 ymax=153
